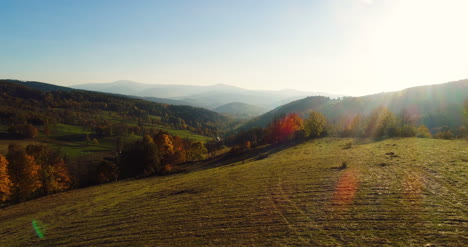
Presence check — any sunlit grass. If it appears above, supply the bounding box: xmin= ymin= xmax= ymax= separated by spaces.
xmin=0 ymin=138 xmax=466 ymax=246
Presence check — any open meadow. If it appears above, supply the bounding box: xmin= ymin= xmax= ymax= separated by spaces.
xmin=0 ymin=138 xmax=466 ymax=246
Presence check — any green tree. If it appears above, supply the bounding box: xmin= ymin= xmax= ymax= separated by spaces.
xmin=119 ymin=134 xmax=162 ymax=178
xmin=365 ymin=106 xmax=398 ymax=138
xmin=304 ymin=111 xmax=327 ymax=138
xmin=464 ymin=99 xmax=468 ymax=126
xmin=400 ymin=125 xmax=417 ymax=137
xmin=189 ymin=142 xmax=207 ymax=161
xmin=349 ymin=115 xmax=364 ymax=137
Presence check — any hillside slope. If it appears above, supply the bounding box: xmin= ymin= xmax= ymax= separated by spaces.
xmin=0 ymin=138 xmax=466 ymax=246
xmin=0 ymin=80 xmax=227 ymax=135
xmin=214 ymin=102 xmax=267 ymax=118
xmin=244 ymin=79 xmax=468 ymax=131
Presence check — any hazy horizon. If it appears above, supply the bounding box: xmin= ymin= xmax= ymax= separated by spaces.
xmin=1 ymin=0 xmax=467 ymax=96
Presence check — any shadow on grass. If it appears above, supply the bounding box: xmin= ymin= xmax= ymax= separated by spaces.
xmin=179 ymin=140 xmax=305 ymax=173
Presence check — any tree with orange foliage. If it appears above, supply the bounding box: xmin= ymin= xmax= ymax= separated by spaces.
xmin=0 ymin=155 xmax=13 ymax=202
xmin=8 ymin=124 xmax=39 ymax=138
xmin=153 ymin=131 xmax=175 ymax=172
xmin=170 ymin=136 xmax=187 ymax=165
xmin=268 ymin=113 xmax=304 ymax=143
xmin=26 ymin=145 xmax=72 ymax=195
xmin=6 ymin=144 xmax=41 ymax=201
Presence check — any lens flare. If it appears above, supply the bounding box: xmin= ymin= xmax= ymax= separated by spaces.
xmin=332 ymin=169 xmax=359 ymax=208
xmin=32 ymin=220 xmax=44 ymax=239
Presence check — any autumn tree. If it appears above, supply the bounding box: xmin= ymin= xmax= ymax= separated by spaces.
xmin=349 ymin=114 xmax=364 ymax=137
xmin=304 ymin=111 xmax=327 ymax=138
xmin=267 ymin=113 xmax=304 ymax=143
xmin=8 ymin=124 xmax=39 ymax=138
xmin=6 ymin=144 xmax=41 ymax=201
xmin=154 ymin=132 xmax=174 ymax=165
xmin=188 ymin=142 xmax=207 ymax=161
xmin=434 ymin=126 xmax=454 ymax=139
xmin=416 ymin=125 xmax=432 ymax=138
xmin=170 ymin=136 xmax=187 ymax=165
xmin=0 ymin=155 xmax=13 ymax=202
xmin=365 ymin=106 xmax=398 ymax=138
xmin=26 ymin=145 xmax=72 ymax=194
xmin=96 ymin=160 xmax=119 ymax=184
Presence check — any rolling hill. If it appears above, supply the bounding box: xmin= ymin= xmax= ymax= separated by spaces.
xmin=0 ymin=79 xmax=227 ymax=134
xmin=73 ymin=80 xmax=342 ymax=110
xmin=244 ymin=79 xmax=468 ymax=132
xmin=0 ymin=138 xmax=466 ymax=246
xmin=213 ymin=102 xmax=267 ymax=118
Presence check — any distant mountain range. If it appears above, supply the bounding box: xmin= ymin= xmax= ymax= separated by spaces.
xmin=243 ymin=79 xmax=468 ymax=132
xmin=72 ymin=80 xmax=342 ymax=110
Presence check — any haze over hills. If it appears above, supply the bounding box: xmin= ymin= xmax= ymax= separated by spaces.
xmin=72 ymin=80 xmax=342 ymax=110
xmin=244 ymin=79 xmax=468 ymax=132
xmin=213 ymin=102 xmax=267 ymax=118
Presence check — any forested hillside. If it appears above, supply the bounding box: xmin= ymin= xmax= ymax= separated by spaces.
xmin=0 ymin=80 xmax=226 ymax=137
xmin=214 ymin=102 xmax=267 ymax=118
xmin=244 ymin=80 xmax=468 ymax=134
xmin=0 ymin=80 xmax=230 ymax=203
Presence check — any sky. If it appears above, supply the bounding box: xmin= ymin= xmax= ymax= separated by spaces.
xmin=1 ymin=0 xmax=467 ymax=96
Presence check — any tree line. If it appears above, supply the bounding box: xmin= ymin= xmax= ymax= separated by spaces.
xmin=226 ymin=102 xmax=468 ymax=149
xmin=0 ymin=130 xmax=211 ymax=204
xmin=0 ymin=144 xmax=71 ymax=202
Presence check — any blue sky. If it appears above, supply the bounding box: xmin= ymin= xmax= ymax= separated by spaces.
xmin=1 ymin=0 xmax=467 ymax=95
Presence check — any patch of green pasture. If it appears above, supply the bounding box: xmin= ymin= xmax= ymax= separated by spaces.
xmin=50 ymin=123 xmax=90 ymax=137
xmin=155 ymin=125 xmax=212 ymax=142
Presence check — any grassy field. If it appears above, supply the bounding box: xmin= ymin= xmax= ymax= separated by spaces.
xmin=0 ymin=121 xmax=211 ymax=159
xmin=0 ymin=138 xmax=466 ymax=246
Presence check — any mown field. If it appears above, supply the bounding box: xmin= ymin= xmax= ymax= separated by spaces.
xmin=0 ymin=138 xmax=466 ymax=246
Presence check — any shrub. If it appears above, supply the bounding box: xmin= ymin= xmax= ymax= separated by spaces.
xmin=435 ymin=130 xmax=454 ymax=139
xmin=416 ymin=125 xmax=432 ymax=138
xmin=400 ymin=125 xmax=417 ymax=137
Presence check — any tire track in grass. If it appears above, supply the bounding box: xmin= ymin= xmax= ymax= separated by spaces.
xmin=275 ymin=176 xmax=342 ymax=246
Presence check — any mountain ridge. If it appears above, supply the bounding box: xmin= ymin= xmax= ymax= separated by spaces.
xmin=72 ymin=80 xmax=343 ymax=110
xmin=243 ymin=79 xmax=468 ymax=132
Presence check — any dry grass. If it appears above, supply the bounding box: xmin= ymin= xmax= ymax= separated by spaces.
xmin=0 ymin=138 xmax=466 ymax=246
